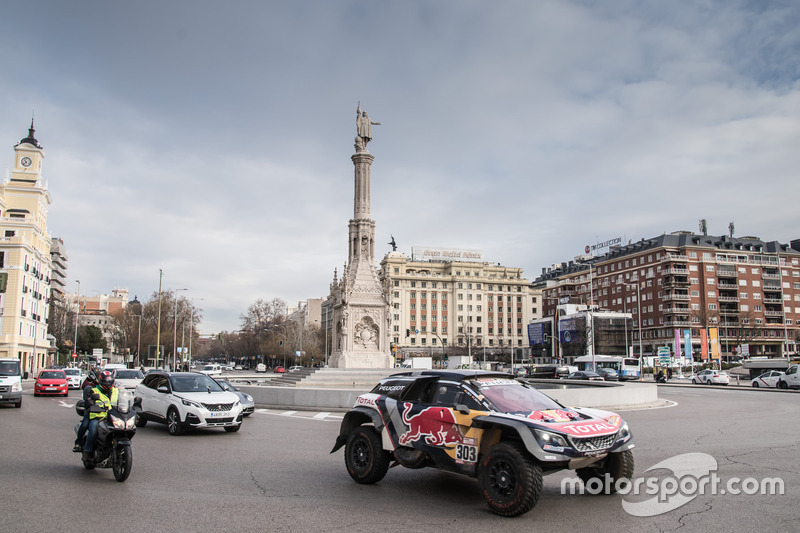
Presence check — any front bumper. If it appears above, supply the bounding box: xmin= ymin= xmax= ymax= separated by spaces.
xmin=34 ymin=385 xmax=68 ymax=395
xmin=183 ymin=405 xmax=244 ymax=428
xmin=0 ymin=390 xmax=22 ymax=403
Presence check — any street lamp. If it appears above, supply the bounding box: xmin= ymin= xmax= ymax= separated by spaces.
xmin=624 ymin=280 xmax=643 ymax=380
xmin=135 ymin=314 xmax=142 ymax=368
xmin=73 ymin=280 xmax=80 ymax=363
xmin=173 ymin=288 xmax=188 ymax=370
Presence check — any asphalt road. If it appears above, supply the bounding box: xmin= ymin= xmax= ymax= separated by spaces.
xmin=0 ymin=385 xmax=797 ymax=533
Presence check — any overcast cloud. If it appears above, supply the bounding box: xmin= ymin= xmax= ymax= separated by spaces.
xmin=1 ymin=1 xmax=798 ymax=334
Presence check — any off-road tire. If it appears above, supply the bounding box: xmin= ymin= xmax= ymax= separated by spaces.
xmin=394 ymin=446 xmax=429 ymax=469
xmin=577 ymin=449 xmax=635 ymax=494
xmin=344 ymin=426 xmax=391 ymax=484
xmin=478 ymin=442 xmax=543 ymax=517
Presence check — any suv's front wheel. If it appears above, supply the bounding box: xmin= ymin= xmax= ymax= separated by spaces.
xmin=344 ymin=426 xmax=390 ymax=484
xmin=577 ymin=449 xmax=634 ymax=494
xmin=478 ymin=442 xmax=543 ymax=517
xmin=167 ymin=407 xmax=184 ymax=436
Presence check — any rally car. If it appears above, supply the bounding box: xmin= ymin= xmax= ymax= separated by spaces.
xmin=331 ymin=370 xmax=635 ymax=517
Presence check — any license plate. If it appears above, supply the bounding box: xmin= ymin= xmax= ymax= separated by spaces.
xmin=209 ymin=411 xmax=229 ymax=417
xmin=46 ymin=387 xmax=57 ymax=391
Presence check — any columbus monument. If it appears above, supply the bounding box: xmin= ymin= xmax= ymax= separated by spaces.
xmin=328 ymin=104 xmax=392 ymax=368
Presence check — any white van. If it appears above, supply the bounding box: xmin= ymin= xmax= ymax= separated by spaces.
xmin=200 ymin=364 xmax=222 ymax=376
xmin=0 ymin=358 xmax=23 ymax=408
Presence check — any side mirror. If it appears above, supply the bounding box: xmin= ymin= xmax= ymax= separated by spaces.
xmin=220 ymin=384 xmax=230 ymax=391
xmin=455 ymin=403 xmax=470 ymax=415
xmin=157 ymin=385 xmax=169 ymax=394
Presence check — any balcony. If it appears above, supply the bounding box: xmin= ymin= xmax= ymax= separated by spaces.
xmin=762 ymin=271 xmax=781 ymax=280
xmin=764 ymin=309 xmax=784 ymax=317
xmin=763 ymin=283 xmax=782 ymax=292
xmin=763 ymin=297 xmax=783 ymax=304
xmin=664 ymin=266 xmax=689 ymax=275
xmin=718 ymin=281 xmax=738 ymax=289
xmin=718 ymin=295 xmax=739 ymax=303
xmin=663 ymin=293 xmax=690 ymax=302
xmin=665 ymin=319 xmax=691 ymax=327
xmin=719 ymin=308 xmax=740 ymax=315
xmin=717 ymin=268 xmax=737 ymax=278
xmin=663 ymin=276 xmax=690 ymax=287
xmin=663 ymin=306 xmax=691 ymax=314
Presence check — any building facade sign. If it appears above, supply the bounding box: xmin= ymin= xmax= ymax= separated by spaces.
xmin=412 ymin=246 xmax=483 ymax=262
xmin=584 ymin=237 xmax=623 ymax=256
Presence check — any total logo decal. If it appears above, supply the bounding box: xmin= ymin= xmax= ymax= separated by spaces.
xmin=398 ymin=403 xmax=463 ymax=446
xmin=551 ymin=418 xmax=620 ymax=437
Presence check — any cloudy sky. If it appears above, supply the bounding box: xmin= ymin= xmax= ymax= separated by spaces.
xmin=2 ymin=1 xmax=798 ymax=334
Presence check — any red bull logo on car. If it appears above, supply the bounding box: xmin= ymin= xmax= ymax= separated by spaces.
xmin=398 ymin=402 xmax=463 ymax=446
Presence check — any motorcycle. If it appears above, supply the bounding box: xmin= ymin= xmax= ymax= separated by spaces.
xmin=75 ymin=389 xmax=137 ymax=482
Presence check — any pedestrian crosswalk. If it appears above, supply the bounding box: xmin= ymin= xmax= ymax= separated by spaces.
xmin=253 ymin=408 xmax=343 ymax=421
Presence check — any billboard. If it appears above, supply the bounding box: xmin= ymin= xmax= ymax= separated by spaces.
xmin=527 ymin=322 xmax=549 ymax=345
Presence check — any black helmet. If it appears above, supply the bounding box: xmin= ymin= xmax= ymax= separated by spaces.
xmin=87 ymin=367 xmax=99 ymax=384
xmin=98 ymin=370 xmax=114 ymax=390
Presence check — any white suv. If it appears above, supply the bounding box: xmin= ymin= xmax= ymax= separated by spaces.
xmin=134 ymin=371 xmax=243 ymax=435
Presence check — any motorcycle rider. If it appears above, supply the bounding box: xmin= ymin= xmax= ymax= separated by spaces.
xmin=82 ymin=370 xmax=118 ymax=462
xmin=73 ymin=367 xmax=99 ymax=452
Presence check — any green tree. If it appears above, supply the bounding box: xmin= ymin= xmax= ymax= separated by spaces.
xmin=77 ymin=325 xmax=107 ymax=354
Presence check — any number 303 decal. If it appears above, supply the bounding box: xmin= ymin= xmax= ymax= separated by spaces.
xmin=455 ymin=444 xmax=477 ymax=463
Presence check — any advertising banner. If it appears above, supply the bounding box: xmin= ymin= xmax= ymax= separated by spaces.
xmin=527 ymin=322 xmax=548 ymax=346
xmin=683 ymin=329 xmax=692 ymax=363
xmin=674 ymin=329 xmax=682 ymax=359
xmin=709 ymin=328 xmax=719 ymax=360
xmin=700 ymin=329 xmax=708 ymax=360
xmin=559 ymin=318 xmax=578 ymax=343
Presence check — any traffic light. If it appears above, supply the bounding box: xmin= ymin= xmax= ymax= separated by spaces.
xmin=406 ymin=329 xmax=410 ymax=337
xmin=279 ymin=340 xmax=283 ymax=347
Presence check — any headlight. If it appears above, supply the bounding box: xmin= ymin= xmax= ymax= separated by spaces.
xmin=616 ymin=423 xmax=631 ymax=442
xmin=111 ymin=416 xmax=126 ymax=430
xmin=534 ymin=429 xmax=569 ymax=448
xmin=245 ymin=394 xmax=253 ymax=402
xmin=11 ymin=382 xmax=21 ymax=392
xmin=181 ymin=398 xmax=202 ymax=408
xmin=126 ymin=418 xmax=136 ymax=430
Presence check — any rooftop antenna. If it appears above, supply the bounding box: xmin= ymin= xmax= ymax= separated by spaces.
xmin=699 ymin=219 xmax=707 ymax=236
xmin=728 ymin=221 xmax=735 ymax=238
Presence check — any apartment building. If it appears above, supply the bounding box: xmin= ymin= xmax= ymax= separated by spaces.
xmin=533 ymin=231 xmax=800 ymax=359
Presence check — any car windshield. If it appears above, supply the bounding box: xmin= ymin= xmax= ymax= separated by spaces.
xmin=0 ymin=361 xmax=20 ymax=376
xmin=472 ymin=378 xmax=563 ymax=414
xmin=64 ymin=368 xmax=81 ymax=376
xmin=170 ymin=373 xmax=224 ymax=393
xmin=115 ymin=370 xmax=144 ymax=379
xmin=39 ymin=371 xmax=65 ymax=379
xmin=203 ymin=366 xmax=216 ymax=370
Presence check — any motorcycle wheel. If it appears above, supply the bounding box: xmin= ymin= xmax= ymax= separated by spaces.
xmin=113 ymin=444 xmax=132 ymax=482
xmin=83 ymin=457 xmax=95 ymax=470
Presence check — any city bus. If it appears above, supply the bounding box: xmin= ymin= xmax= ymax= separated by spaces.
xmin=574 ymin=355 xmax=641 ymax=381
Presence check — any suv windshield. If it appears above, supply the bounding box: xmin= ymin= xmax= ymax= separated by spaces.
xmin=64 ymin=368 xmax=81 ymax=376
xmin=170 ymin=373 xmax=224 ymax=393
xmin=115 ymin=369 xmax=144 ymax=379
xmin=472 ymin=378 xmax=563 ymax=414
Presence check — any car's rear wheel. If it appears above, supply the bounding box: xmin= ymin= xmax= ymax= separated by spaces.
xmin=778 ymin=381 xmax=789 ymax=390
xmin=167 ymin=408 xmax=183 ymax=435
xmin=478 ymin=442 xmax=542 ymax=517
xmin=577 ymin=449 xmax=635 ymax=494
xmin=752 ymin=382 xmax=759 ymax=388
xmin=344 ymin=426 xmax=390 ymax=484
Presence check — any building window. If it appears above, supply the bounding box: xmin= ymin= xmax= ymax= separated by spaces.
xmin=411 ymin=282 xmax=416 ymax=288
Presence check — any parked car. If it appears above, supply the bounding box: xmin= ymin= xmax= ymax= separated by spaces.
xmin=133 ymin=371 xmax=243 ymax=435
xmin=234 ymin=365 xmax=243 ymax=371
xmin=595 ymin=368 xmax=619 ymax=382
xmin=199 ymin=364 xmax=222 ymax=376
xmin=215 ymin=378 xmax=255 ymax=416
xmin=64 ymin=368 xmax=84 ymax=389
xmin=255 ymin=363 xmax=267 ymax=373
xmin=113 ymin=368 xmax=145 ymax=390
xmin=288 ymin=366 xmax=304 ymax=373
xmin=274 ymin=366 xmax=285 ymax=374
xmin=692 ymin=369 xmax=730 ymax=385
xmin=566 ymin=371 xmax=604 ymax=381
xmin=331 ymin=370 xmax=635 ymax=517
xmin=34 ymin=369 xmax=69 ymax=397
xmin=750 ymin=371 xmax=785 ymax=388
xmin=527 ymin=364 xmax=574 ymax=379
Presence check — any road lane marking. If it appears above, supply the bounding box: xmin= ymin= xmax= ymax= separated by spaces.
xmin=313 ymin=412 xmax=330 ymax=419
xmin=280 ymin=410 xmax=297 ymax=416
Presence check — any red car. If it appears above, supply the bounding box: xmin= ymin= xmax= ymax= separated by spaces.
xmin=34 ymin=369 xmax=69 ymax=396
xmin=274 ymin=366 xmax=285 ymax=374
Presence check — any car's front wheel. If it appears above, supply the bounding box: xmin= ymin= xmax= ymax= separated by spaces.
xmin=577 ymin=449 xmax=635 ymax=494
xmin=167 ymin=407 xmax=184 ymax=436
xmin=344 ymin=426 xmax=390 ymax=484
xmin=778 ymin=381 xmax=789 ymax=390
xmin=478 ymin=442 xmax=542 ymax=517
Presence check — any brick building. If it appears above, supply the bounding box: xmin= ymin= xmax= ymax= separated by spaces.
xmin=533 ymin=231 xmax=800 ymax=360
